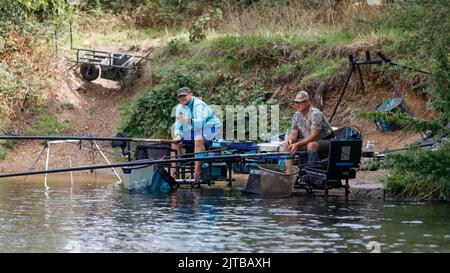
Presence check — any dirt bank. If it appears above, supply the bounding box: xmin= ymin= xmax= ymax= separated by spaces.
xmin=0 ymin=45 xmax=153 ymax=174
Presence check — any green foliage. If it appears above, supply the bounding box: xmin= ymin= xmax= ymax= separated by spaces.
xmin=81 ymin=0 xmax=146 ymax=12
xmin=134 ymin=0 xmax=209 ymax=27
xmin=167 ymin=38 xmax=189 ymax=56
xmin=271 ymin=63 xmax=297 ymax=78
xmin=310 ymin=28 xmax=356 ymax=45
xmin=0 ymin=2 xmax=64 ymax=132
xmin=356 ymin=109 xmax=446 ymax=136
xmin=328 ymin=28 xmax=357 ymax=44
xmin=189 ymin=15 xmax=210 ymax=43
xmin=0 ymin=145 xmax=6 ymax=160
xmin=379 ymin=0 xmax=450 ymax=119
xmin=296 ymin=55 xmax=343 ymax=84
xmin=430 ymin=49 xmax=450 ymax=120
xmin=133 ymin=0 xmax=268 ymax=27
xmin=0 ymin=60 xmax=47 ymax=121
xmin=209 ymin=36 xmax=241 ymax=55
xmin=0 ymin=0 xmax=74 ymax=28
xmin=381 ymin=142 xmax=450 ymax=201
xmin=27 ymin=113 xmax=70 ymax=136
xmin=239 ymin=35 xmax=288 ymax=67
xmin=360 ymin=159 xmax=383 ymax=171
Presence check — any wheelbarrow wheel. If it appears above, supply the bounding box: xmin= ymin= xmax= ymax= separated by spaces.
xmin=80 ymin=64 xmax=100 ymax=81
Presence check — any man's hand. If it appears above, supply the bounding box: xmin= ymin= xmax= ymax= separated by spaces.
xmin=285 ymin=138 xmax=292 ymax=146
xmin=173 ymin=135 xmax=182 ymax=143
xmin=176 ymin=116 xmax=190 ymax=124
xmin=288 ymin=142 xmax=299 ymax=158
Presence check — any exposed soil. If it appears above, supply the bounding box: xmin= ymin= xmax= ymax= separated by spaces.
xmin=0 ymin=45 xmax=154 ymax=175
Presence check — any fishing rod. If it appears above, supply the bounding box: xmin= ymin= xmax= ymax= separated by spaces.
xmin=161 ymin=149 xmax=225 ymax=159
xmin=0 ymin=152 xmax=290 ymax=179
xmin=0 ymin=135 xmax=179 ymax=144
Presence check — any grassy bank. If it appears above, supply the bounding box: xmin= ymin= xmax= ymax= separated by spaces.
xmin=118 ymin=31 xmax=360 ymax=139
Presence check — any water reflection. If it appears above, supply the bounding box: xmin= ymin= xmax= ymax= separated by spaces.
xmin=0 ymin=177 xmax=449 ymax=252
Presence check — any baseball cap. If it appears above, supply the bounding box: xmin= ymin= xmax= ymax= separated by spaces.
xmin=177 ymin=87 xmax=192 ymax=97
xmin=293 ymin=91 xmax=310 ymax=103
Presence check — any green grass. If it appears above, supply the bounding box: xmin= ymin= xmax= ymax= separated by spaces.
xmin=0 ymin=135 xmax=16 ymax=161
xmin=327 ymin=28 xmax=358 ymax=44
xmin=0 ymin=145 xmax=6 ymax=160
xmin=27 ymin=113 xmax=70 ymax=136
xmin=377 ymin=28 xmax=432 ymax=72
xmin=208 ymin=35 xmax=240 ymax=57
xmin=294 ymin=55 xmax=345 ymax=84
xmin=303 ymin=58 xmax=344 ymax=82
xmin=271 ymin=63 xmax=297 ymax=77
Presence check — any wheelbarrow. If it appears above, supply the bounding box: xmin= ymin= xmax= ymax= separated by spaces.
xmin=70 ymin=48 xmax=151 ymax=85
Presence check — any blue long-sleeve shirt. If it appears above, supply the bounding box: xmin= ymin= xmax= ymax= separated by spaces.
xmin=174 ymin=96 xmax=222 ymax=140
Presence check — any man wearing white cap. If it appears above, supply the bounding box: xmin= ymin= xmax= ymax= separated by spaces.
xmin=280 ymin=90 xmax=335 ymax=168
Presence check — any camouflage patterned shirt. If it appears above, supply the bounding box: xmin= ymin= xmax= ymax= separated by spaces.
xmin=291 ymin=106 xmax=333 ymax=139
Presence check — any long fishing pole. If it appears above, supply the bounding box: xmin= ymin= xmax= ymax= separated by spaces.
xmin=162 ymin=149 xmax=225 ymax=159
xmin=0 ymin=152 xmax=290 ymax=179
xmin=0 ymin=135 xmax=179 ymax=144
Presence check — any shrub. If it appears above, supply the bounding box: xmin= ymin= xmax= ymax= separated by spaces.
xmin=381 ymin=142 xmax=450 ymax=201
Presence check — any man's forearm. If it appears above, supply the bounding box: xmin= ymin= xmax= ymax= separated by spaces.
xmin=295 ymin=132 xmax=319 ymax=147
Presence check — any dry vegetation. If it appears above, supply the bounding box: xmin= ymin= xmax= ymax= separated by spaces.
xmin=219 ymin=0 xmax=381 ymax=34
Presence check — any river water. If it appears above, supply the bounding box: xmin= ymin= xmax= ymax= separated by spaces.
xmin=0 ymin=175 xmax=449 ymax=253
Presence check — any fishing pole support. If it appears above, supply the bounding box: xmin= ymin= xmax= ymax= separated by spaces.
xmin=328 ymin=50 xmax=426 ymax=123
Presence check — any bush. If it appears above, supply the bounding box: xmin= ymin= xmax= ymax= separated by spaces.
xmin=0 ymin=1 xmax=74 ymax=127
xmin=359 ymin=0 xmax=450 ymax=200
xmin=379 ymin=0 xmax=449 ymax=119
xmin=167 ymin=38 xmax=189 ymax=56
xmin=381 ymin=142 xmax=450 ymax=201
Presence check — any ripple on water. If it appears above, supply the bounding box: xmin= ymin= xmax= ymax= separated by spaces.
xmin=323 ymin=233 xmax=341 ymax=239
xmin=401 ymin=220 xmax=423 ymax=224
xmin=333 ymin=223 xmax=368 ymax=229
xmin=1 ymin=181 xmax=450 ymax=252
